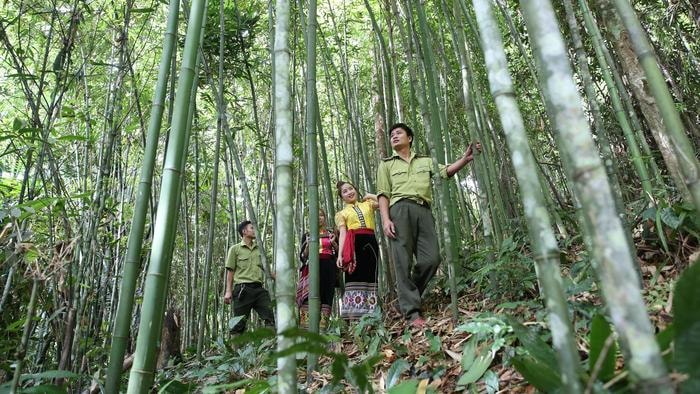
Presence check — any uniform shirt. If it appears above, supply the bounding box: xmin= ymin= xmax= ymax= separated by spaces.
xmin=376 ymin=151 xmax=448 ymax=206
xmin=225 ymin=241 xmax=264 ymax=285
xmin=335 ymin=201 xmax=377 ymax=230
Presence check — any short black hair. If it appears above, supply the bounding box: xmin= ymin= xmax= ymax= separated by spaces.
xmin=389 ymin=122 xmax=413 ymax=146
xmin=238 ymin=220 xmax=252 ymax=237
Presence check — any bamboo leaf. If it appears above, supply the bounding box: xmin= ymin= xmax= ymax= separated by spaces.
xmin=659 ymin=207 xmax=682 ymax=229
xmin=655 ymin=208 xmax=670 ymax=253
xmin=457 ymin=351 xmax=494 ymax=386
xmin=512 ymin=355 xmax=562 ymax=392
xmin=12 ymin=117 xmax=24 ymax=130
xmin=158 ymin=379 xmax=195 ymax=394
xmin=386 ymin=359 xmax=410 ymax=388
xmin=21 ymin=385 xmax=67 ymax=394
xmin=588 ymin=314 xmax=617 ymax=382
xmin=388 ymin=380 xmax=419 ymax=394
xmin=460 ymin=337 xmax=477 ymax=370
xmin=21 ymin=370 xmax=81 ymax=381
xmin=656 ymin=324 xmax=674 ymax=367
xmin=506 ymin=317 xmax=559 ymax=372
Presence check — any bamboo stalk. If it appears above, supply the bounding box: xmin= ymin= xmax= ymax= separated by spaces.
xmin=520 ymin=0 xmax=670 ymax=389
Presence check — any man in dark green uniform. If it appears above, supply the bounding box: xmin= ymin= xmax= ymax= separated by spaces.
xmin=224 ymin=220 xmax=275 ymax=334
xmin=377 ymin=123 xmax=479 ymax=328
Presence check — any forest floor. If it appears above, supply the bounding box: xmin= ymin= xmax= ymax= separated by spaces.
xmin=162 ymin=235 xmax=691 ymax=393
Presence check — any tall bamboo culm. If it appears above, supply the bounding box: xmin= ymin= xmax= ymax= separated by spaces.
xmin=520 ymin=0 xmax=670 ymax=390
xmin=472 ymin=0 xmax=581 ymax=391
xmin=126 ymin=0 xmax=207 ymax=391
xmin=195 ymin=0 xmax=226 ymax=357
xmin=105 ymin=0 xmax=179 ymax=391
xmin=610 ymin=0 xmax=700 ymax=210
xmin=272 ymin=0 xmax=297 ymax=390
xmin=304 ymin=0 xmax=322 ymax=375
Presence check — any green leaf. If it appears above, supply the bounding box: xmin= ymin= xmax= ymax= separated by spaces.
xmin=132 ymin=7 xmax=155 ymax=13
xmin=158 ymin=379 xmax=195 ymax=394
xmin=588 ymin=314 xmax=617 ymax=382
xmin=506 ymin=317 xmax=559 ymax=372
xmin=655 ymin=209 xmax=670 ymax=253
xmin=482 ymin=370 xmax=499 ymax=394
xmin=388 ymin=380 xmax=419 ymax=394
xmin=673 ymin=262 xmax=700 ymax=393
xmin=12 ymin=117 xmax=24 ymax=131
xmin=660 ymin=207 xmax=682 ymax=229
xmin=10 ymin=207 xmax=21 ymax=218
xmin=656 ymin=324 xmax=674 ymax=367
xmin=426 ymin=331 xmax=441 ymax=353
xmin=61 ymin=106 xmax=76 ymax=117
xmin=230 ymin=327 xmax=275 ymax=345
xmin=202 ymin=379 xmax=259 ymax=393
xmin=457 ymin=350 xmax=493 ymax=386
xmin=22 ymin=384 xmax=67 ymax=394
xmin=512 ymin=355 xmax=562 ymax=392
xmin=386 ymin=359 xmax=410 ymax=388
xmin=21 ymin=370 xmax=81 ymax=381
xmin=461 ymin=337 xmax=477 ymax=370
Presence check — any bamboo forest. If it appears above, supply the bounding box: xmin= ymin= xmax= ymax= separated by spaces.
xmin=2 ymin=0 xmax=700 ymax=392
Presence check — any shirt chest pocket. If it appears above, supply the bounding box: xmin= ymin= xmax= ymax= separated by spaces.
xmin=238 ymin=255 xmax=250 ymax=267
xmin=390 ymin=168 xmax=409 ymax=188
xmin=413 ymin=163 xmax=433 ymax=182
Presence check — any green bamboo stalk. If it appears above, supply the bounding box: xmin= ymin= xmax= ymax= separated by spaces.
xmin=195 ymin=0 xmax=226 ymax=357
xmin=610 ymin=0 xmax=700 ymax=209
xmin=105 ymin=0 xmax=179 ymax=391
xmin=125 ymin=0 xmax=207 ymax=391
xmin=472 ymin=0 xmax=582 ymax=391
xmin=364 ymin=0 xmax=394 ymax=125
xmin=577 ymin=0 xmax=655 ymax=202
xmin=562 ymin=0 xmax=629 ymax=202
xmin=595 ymin=0 xmax=689 ymax=202
xmin=582 ymin=2 xmax=663 ymax=191
xmin=304 ymin=0 xmax=322 ymax=375
xmin=272 ymin=0 xmax=297 ymax=390
xmin=520 ymin=0 xmax=670 ymax=389
xmin=9 ymin=279 xmax=39 ymax=394
xmin=315 ymin=104 xmax=335 ymax=216
xmin=451 ymin=0 xmax=497 ymax=257
xmin=414 ymin=0 xmax=459 ymax=320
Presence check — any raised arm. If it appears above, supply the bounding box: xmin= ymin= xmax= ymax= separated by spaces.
xmin=446 ymin=142 xmax=481 ymax=177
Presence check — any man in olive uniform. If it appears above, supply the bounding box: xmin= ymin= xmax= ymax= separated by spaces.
xmin=377 ymin=123 xmax=479 ymax=328
xmin=224 ymin=220 xmax=275 ymax=334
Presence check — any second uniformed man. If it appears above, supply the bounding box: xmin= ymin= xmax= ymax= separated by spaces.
xmin=223 ymin=220 xmax=275 ymax=334
xmin=377 ymin=123 xmax=480 ymax=328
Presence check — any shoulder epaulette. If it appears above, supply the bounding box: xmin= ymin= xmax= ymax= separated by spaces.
xmin=381 ymin=156 xmax=395 ymax=161
xmin=415 ymin=154 xmax=430 ymax=158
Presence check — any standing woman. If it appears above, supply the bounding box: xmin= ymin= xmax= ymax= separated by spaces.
xmin=297 ymin=209 xmax=338 ymax=330
xmin=335 ymin=181 xmax=379 ymax=320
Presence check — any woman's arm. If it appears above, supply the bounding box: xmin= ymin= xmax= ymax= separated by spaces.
xmin=363 ymin=193 xmax=379 ymax=208
xmin=336 ymin=225 xmax=347 ymax=268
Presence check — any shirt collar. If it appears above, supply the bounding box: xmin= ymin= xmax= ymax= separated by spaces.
xmin=391 ymin=149 xmax=416 ymax=163
xmin=239 ymin=240 xmax=257 ymax=249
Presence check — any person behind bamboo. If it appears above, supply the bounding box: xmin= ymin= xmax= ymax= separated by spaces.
xmin=296 ymin=208 xmax=338 ymax=331
xmin=223 ymin=220 xmax=275 ymax=335
xmin=377 ymin=123 xmax=480 ymax=328
xmin=335 ymin=181 xmax=380 ymax=320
